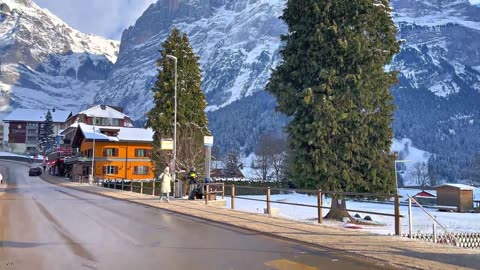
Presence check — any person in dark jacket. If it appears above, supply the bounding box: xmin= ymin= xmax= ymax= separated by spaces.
xmin=187 ymin=168 xmax=198 ymax=199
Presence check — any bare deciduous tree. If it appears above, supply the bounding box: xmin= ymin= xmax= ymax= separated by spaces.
xmin=409 ymin=162 xmax=429 ymax=187
xmin=254 ymin=134 xmax=288 ymax=181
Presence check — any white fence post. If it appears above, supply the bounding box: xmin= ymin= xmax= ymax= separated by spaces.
xmin=408 ymin=197 xmax=413 ymax=238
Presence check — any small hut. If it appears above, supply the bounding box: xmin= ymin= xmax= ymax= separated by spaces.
xmin=411 ymin=190 xmax=437 ymax=206
xmin=435 ymin=184 xmax=474 ymax=212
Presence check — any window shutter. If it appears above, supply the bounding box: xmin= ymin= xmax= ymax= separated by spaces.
xmin=134 ymin=166 xmax=138 ymax=175
xmin=146 ymin=149 xmax=151 ymax=158
xmin=103 ymin=166 xmax=107 ymax=174
xmin=114 ymin=148 xmax=118 ymax=157
xmin=103 ymin=149 xmax=107 ymax=156
xmin=114 ymin=166 xmax=118 ymax=174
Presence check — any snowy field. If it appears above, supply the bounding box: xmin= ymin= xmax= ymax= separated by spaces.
xmin=224 ymin=188 xmax=480 ymax=235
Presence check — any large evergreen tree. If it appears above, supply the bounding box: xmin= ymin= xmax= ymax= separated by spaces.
xmin=267 ymin=0 xmax=400 ymax=219
xmin=38 ymin=110 xmax=55 ymax=154
xmin=147 ymin=28 xmax=210 ymax=176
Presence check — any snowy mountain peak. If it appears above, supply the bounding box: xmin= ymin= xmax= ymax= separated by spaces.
xmin=0 ymin=0 xmax=120 ymax=115
xmin=0 ymin=0 xmax=35 ymax=9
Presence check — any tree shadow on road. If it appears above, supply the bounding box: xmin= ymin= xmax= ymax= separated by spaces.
xmin=391 ymin=247 xmax=480 ymax=269
xmin=0 ymin=241 xmax=48 ymax=248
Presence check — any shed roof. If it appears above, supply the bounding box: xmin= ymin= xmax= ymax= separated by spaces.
xmin=435 ymin=183 xmax=475 ymax=191
xmin=413 ymin=190 xmax=437 ymax=198
xmin=4 ymin=109 xmax=71 ymax=123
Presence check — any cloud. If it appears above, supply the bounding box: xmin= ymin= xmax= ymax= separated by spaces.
xmin=469 ymin=0 xmax=480 ymax=5
xmin=35 ymin=0 xmax=157 ymax=40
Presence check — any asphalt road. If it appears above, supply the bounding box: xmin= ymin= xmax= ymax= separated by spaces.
xmin=0 ymin=161 xmax=392 ymax=270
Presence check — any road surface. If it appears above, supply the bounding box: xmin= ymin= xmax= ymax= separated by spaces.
xmin=0 ymin=161 xmax=391 ymax=270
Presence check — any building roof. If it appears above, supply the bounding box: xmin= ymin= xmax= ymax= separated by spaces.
xmin=435 ymin=183 xmax=476 ymax=191
xmin=413 ymin=190 xmax=437 ymax=198
xmin=3 ymin=109 xmax=71 ymax=123
xmin=78 ymin=123 xmax=153 ymax=142
xmin=77 ymin=105 xmax=128 ymax=119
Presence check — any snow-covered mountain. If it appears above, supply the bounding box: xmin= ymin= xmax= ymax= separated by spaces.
xmin=96 ymin=0 xmax=285 ymax=120
xmin=1 ymin=0 xmax=478 ymax=180
xmin=0 ymin=0 xmax=119 ymax=114
xmin=95 ymin=0 xmax=480 ymax=180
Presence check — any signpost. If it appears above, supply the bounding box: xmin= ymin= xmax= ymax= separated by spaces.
xmin=161 ymin=139 xmax=174 ymax=150
xmin=204 ymin=136 xmax=213 ymax=182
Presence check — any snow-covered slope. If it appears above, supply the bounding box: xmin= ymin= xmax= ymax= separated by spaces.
xmin=0 ymin=0 xmax=119 ymax=113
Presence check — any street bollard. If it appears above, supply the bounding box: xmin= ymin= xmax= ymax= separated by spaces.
xmin=152 ymin=180 xmax=155 ymax=196
xmin=231 ymin=185 xmax=235 ymax=210
xmin=205 ymin=184 xmax=209 ymax=205
xmin=267 ymin=187 xmax=271 ymax=215
xmin=140 ymin=181 xmax=144 ymax=194
xmin=408 ymin=197 xmax=413 ymax=238
xmin=222 ymin=183 xmax=225 ymax=199
xmin=317 ymin=190 xmax=323 ymax=224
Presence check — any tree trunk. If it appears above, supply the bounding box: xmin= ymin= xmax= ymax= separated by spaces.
xmin=325 ymin=196 xmax=353 ymax=221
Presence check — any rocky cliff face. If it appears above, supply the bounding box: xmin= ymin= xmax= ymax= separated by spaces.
xmin=0 ymin=0 xmax=119 ymax=114
xmin=96 ymin=0 xmax=285 ymax=120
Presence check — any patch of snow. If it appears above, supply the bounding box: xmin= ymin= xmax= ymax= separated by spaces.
xmin=391 ymin=138 xmax=432 ymax=186
xmin=224 ymin=190 xmax=480 ymax=235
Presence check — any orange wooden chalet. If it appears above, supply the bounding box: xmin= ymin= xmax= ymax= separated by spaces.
xmin=68 ymin=123 xmax=154 ymax=181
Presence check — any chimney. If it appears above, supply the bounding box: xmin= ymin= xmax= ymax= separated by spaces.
xmin=100 ymin=105 xmax=106 ymax=110
xmin=52 ymin=108 xmax=56 ymax=112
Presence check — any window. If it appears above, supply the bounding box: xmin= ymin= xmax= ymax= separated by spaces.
xmin=103 ymin=166 xmax=118 ymax=175
xmin=103 ymin=148 xmax=119 ymax=157
xmin=134 ymin=166 xmax=149 ymax=175
xmin=135 ymin=149 xmax=150 ymax=157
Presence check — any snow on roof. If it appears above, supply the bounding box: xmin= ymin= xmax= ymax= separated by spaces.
xmin=78 ymin=105 xmax=128 ymax=119
xmin=436 ymin=183 xmax=476 ymax=191
xmin=78 ymin=123 xmax=153 ymax=142
xmin=4 ymin=109 xmax=71 ymax=122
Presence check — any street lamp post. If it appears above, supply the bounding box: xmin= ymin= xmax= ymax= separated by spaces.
xmin=89 ymin=116 xmax=96 ymax=185
xmin=166 ymin=54 xmax=178 ymax=197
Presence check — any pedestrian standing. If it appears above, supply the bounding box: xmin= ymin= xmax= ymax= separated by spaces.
xmin=187 ymin=167 xmax=198 ymax=197
xmin=0 ymin=172 xmax=3 ymax=184
xmin=159 ymin=167 xmax=172 ymax=202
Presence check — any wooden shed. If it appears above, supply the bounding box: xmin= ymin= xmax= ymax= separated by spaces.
xmin=412 ymin=190 xmax=437 ymax=206
xmin=435 ymin=184 xmax=474 ymax=212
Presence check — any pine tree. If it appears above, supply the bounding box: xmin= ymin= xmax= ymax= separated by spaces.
xmin=266 ymin=0 xmax=400 ymax=219
xmin=37 ymin=110 xmax=56 ymax=154
xmin=147 ymin=28 xmax=210 ymax=176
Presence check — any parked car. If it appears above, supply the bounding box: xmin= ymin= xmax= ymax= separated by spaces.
xmin=28 ymin=167 xmax=42 ymax=176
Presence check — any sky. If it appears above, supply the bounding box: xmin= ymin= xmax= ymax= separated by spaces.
xmin=35 ymin=0 xmax=157 ymax=40
xmin=33 ymin=0 xmax=480 ymax=40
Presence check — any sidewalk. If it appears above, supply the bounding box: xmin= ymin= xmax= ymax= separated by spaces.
xmin=41 ymin=173 xmax=480 ymax=270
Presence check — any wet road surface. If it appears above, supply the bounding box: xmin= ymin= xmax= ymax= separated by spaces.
xmin=0 ymin=161 xmax=393 ymax=270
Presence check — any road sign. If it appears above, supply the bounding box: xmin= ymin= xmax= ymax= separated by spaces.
xmin=161 ymin=139 xmax=173 ymax=150
xmin=204 ymin=136 xmax=214 ymax=146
